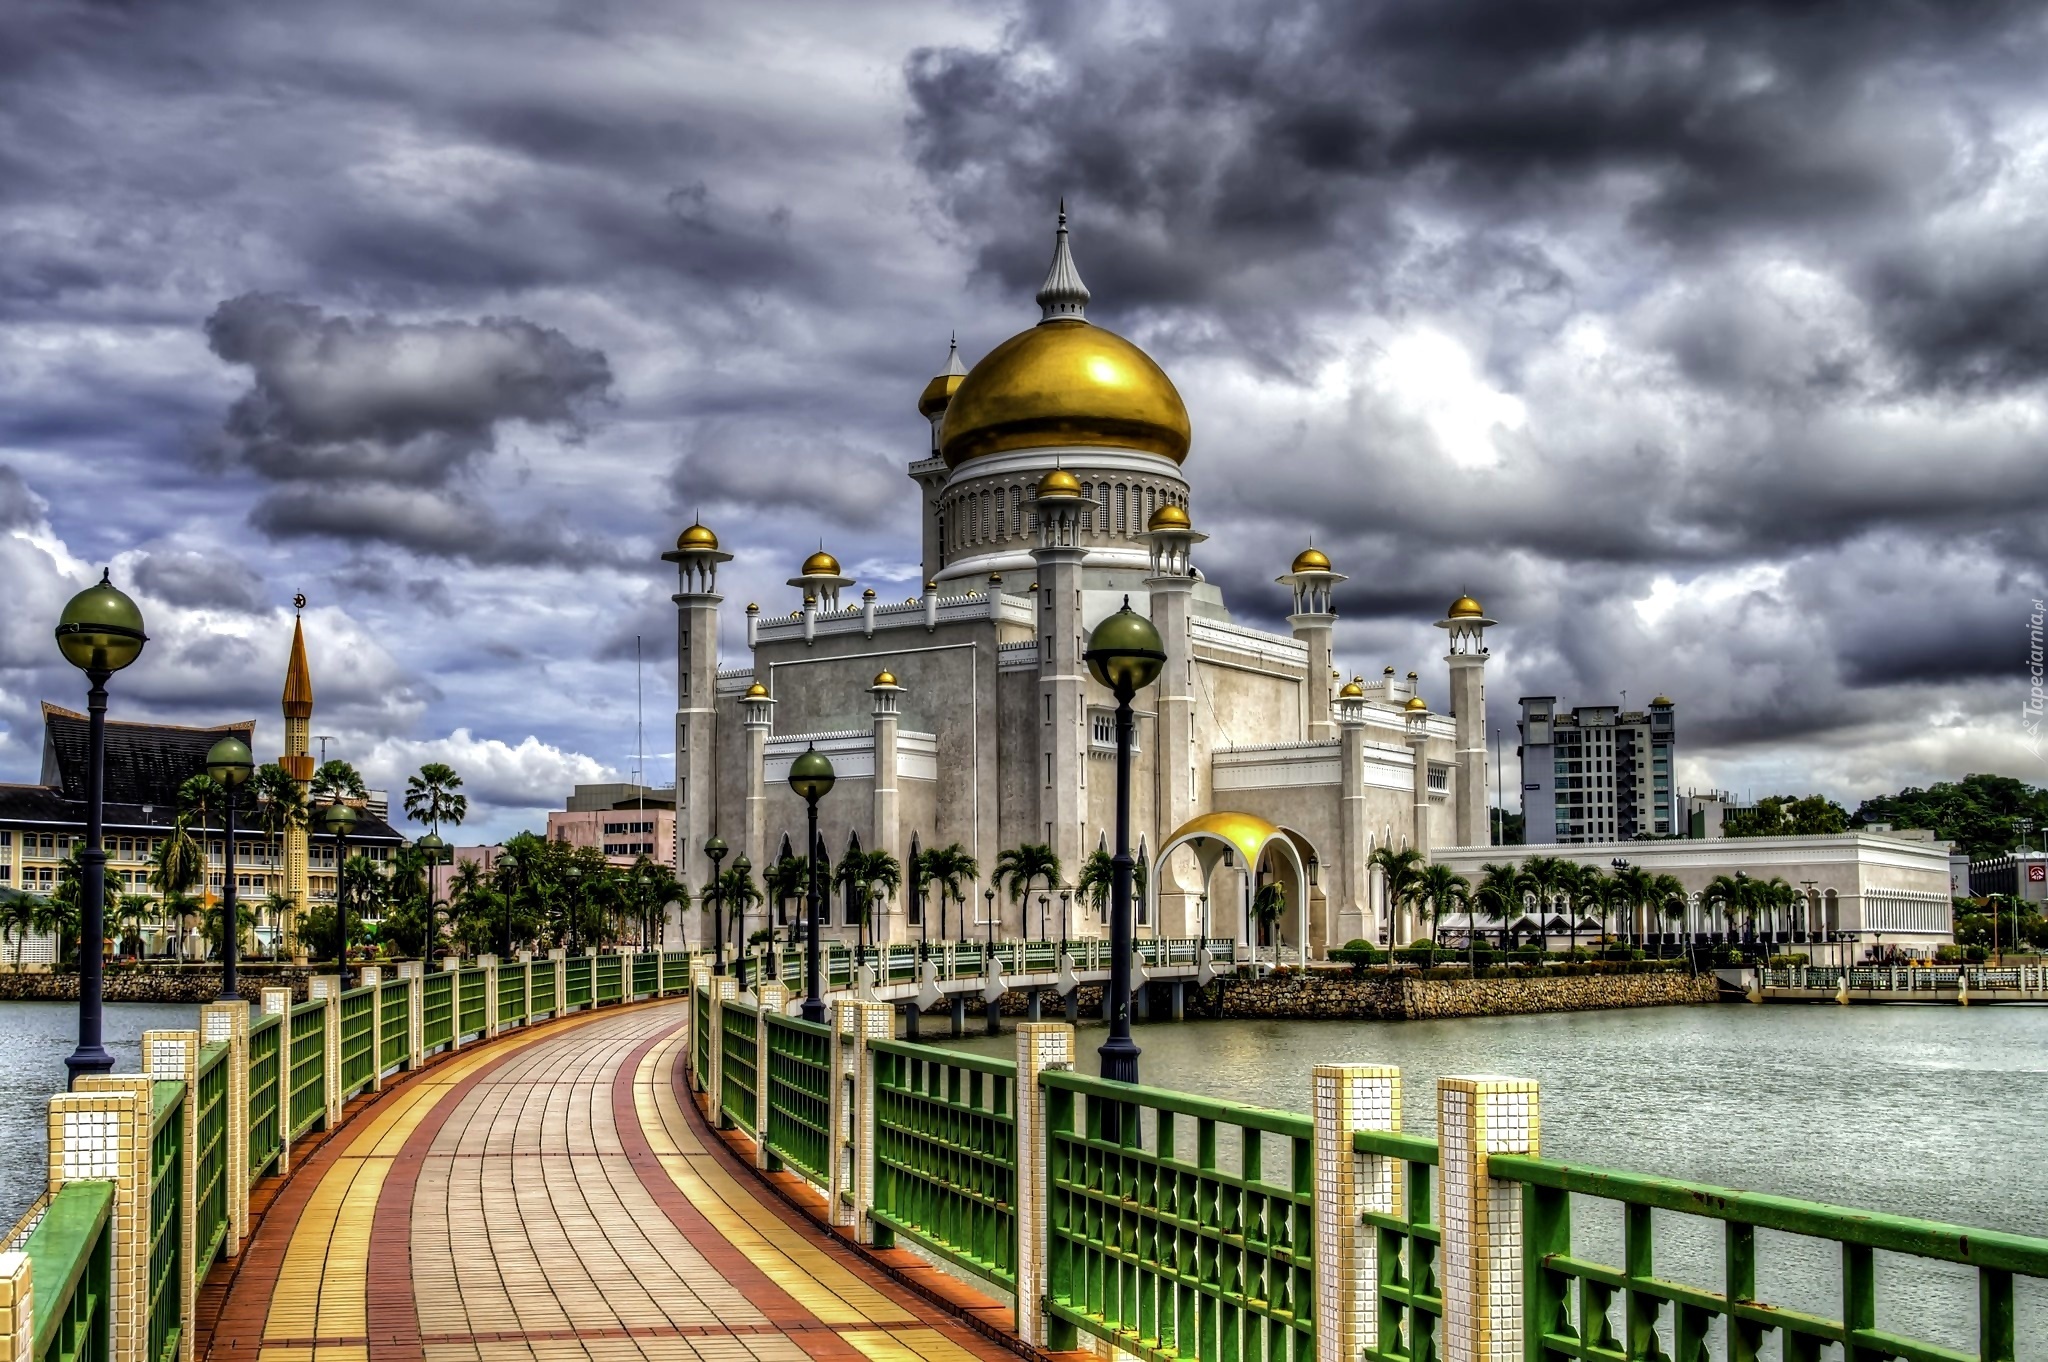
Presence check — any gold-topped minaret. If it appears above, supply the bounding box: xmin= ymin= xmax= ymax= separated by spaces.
xmin=281 ymin=603 xmax=314 ymax=956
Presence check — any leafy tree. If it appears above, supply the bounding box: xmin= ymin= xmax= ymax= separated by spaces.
xmin=259 ymin=890 xmax=297 ymax=958
xmin=705 ymin=862 xmax=765 ymax=960
xmin=403 ymin=762 xmax=468 ymax=835
xmin=1249 ymin=881 xmax=1287 ymax=968
xmin=913 ymin=844 xmax=977 ymax=941
xmin=993 ymin=843 xmax=1062 ymax=937
xmin=310 ymin=760 xmax=368 ymax=804
xmin=1413 ymin=862 xmax=1470 ymax=965
xmin=1726 ymin=794 xmax=1851 ymax=838
xmin=178 ymin=773 xmax=226 ymax=830
xmin=1369 ymin=846 xmax=1426 ymax=943
xmin=1490 ymin=807 xmax=1525 ymax=846
xmin=1 ymin=894 xmax=37 ymax=970
xmin=200 ymin=900 xmax=257 ymax=957
xmin=147 ymin=827 xmax=204 ymax=961
xmin=764 ymin=854 xmax=812 ymax=932
xmin=834 ymin=849 xmax=902 ymax=956
xmin=114 ymin=892 xmax=156 ymax=957
xmin=1853 ymin=774 xmax=2048 ymax=856
xmin=297 ymin=898 xmax=364 ymax=967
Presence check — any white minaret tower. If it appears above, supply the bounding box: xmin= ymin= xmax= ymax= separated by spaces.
xmin=665 ymin=520 xmax=731 ymax=901
xmin=913 ymin=337 xmax=967 ymax=583
xmin=1435 ymin=594 xmax=1496 ymax=847
xmin=1030 ymin=466 xmax=1090 ymax=880
xmin=1142 ymin=501 xmax=1204 ymax=934
xmin=1278 ymin=547 xmax=1346 ymax=741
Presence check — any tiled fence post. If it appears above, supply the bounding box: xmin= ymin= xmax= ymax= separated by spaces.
xmin=1014 ymin=1021 xmax=1074 ymax=1346
xmin=517 ymin=951 xmax=535 ymax=1023
xmin=49 ymin=1077 xmax=151 ymax=1362
xmin=753 ymin=981 xmax=787 ymax=1170
xmin=1314 ymin=1065 xmax=1401 ymax=1362
xmin=827 ymin=999 xmax=892 ymax=1238
xmin=1438 ymin=1076 xmax=1540 ymax=1362
xmin=309 ymin=976 xmax=342 ymax=1129
xmin=442 ymin=958 xmax=463 ymax=1052
xmin=480 ymin=955 xmax=500 ymax=1039
xmin=198 ymin=1001 xmax=250 ymax=1253
xmin=395 ymin=961 xmax=424 ymax=1069
xmin=551 ymin=948 xmax=568 ymax=1017
xmin=262 ymin=989 xmax=293 ymax=1174
xmin=708 ymin=976 xmax=739 ymax=1125
xmin=356 ymin=968 xmax=384 ymax=1093
xmin=0 ymin=1252 xmax=29 ymax=1362
xmin=141 ymin=1031 xmax=201 ymax=1362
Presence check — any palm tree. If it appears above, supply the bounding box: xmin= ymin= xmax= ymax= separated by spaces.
xmin=1651 ymin=874 xmax=1689 ymax=943
xmin=259 ymin=890 xmax=296 ymax=959
xmin=1074 ymin=849 xmax=1151 ymax=940
xmin=201 ymin=899 xmax=256 ymax=959
xmin=1249 ymin=881 xmax=1287 ymax=968
xmin=915 ymin=844 xmax=977 ymax=943
xmin=1756 ymin=876 xmax=1796 ymax=945
xmin=705 ymin=863 xmax=764 ymax=961
xmin=179 ymin=773 xmax=226 ymax=829
xmin=247 ymin=762 xmax=307 ymax=944
xmin=1516 ymin=855 xmax=1571 ymax=950
xmin=1369 ymin=846 xmax=1426 ymax=945
xmin=1 ymin=893 xmax=37 ymax=970
xmin=404 ymin=762 xmax=468 ymax=836
xmin=148 ymin=822 xmax=205 ymax=961
xmin=310 ymin=760 xmax=368 ymax=804
xmin=765 ymin=853 xmax=811 ymax=932
xmin=1575 ymin=868 xmax=1625 ymax=948
xmin=1413 ymin=863 xmax=1471 ymax=965
xmin=993 ymin=844 xmax=1062 ymax=940
xmin=113 ymin=893 xmax=155 ymax=958
xmin=1610 ymin=863 xmax=1654 ymax=944
xmin=834 ymin=849 xmax=902 ymax=958
xmin=34 ymin=892 xmax=81 ymax=968
xmin=628 ymin=856 xmax=686 ymax=949
xmin=1476 ymin=862 xmax=1524 ymax=947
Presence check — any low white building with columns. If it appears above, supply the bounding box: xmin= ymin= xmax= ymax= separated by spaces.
xmin=664 ymin=211 xmax=1495 ymax=956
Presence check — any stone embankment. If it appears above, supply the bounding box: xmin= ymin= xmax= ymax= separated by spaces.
xmin=0 ymin=968 xmax=321 ymax=1003
xmin=1204 ymin=968 xmax=1718 ymax=1020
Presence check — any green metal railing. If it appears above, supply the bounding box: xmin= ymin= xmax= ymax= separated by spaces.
xmin=378 ymin=978 xmax=409 ymax=1075
xmin=694 ymin=985 xmax=711 ymax=1087
xmin=662 ymin=951 xmax=690 ymax=993
xmin=456 ymin=967 xmax=487 ymax=1039
xmin=287 ymin=999 xmax=327 ymax=1138
xmin=496 ymin=962 xmax=526 ymax=1029
xmin=20 ymin=1180 xmax=113 ymax=1362
xmin=337 ymin=987 xmax=376 ymax=1098
xmin=566 ymin=955 xmax=593 ymax=1009
xmin=632 ymin=952 xmax=660 ymax=998
xmin=596 ymin=953 xmax=624 ymax=1005
xmin=762 ymin=1012 xmax=831 ymax=1184
xmin=1040 ymin=1069 xmax=1315 ymax=1362
xmin=869 ymin=1039 xmax=1018 ymax=1289
xmin=532 ymin=960 xmax=558 ymax=1018
xmin=1352 ymin=1129 xmax=1441 ymax=1362
xmin=147 ymin=1081 xmax=181 ymax=1362
xmin=718 ymin=1000 xmax=759 ymax=1136
xmin=1494 ymin=1153 xmax=2048 ymax=1362
xmin=246 ymin=1013 xmax=283 ymax=1180
xmin=422 ymin=972 xmax=455 ymax=1052
xmin=191 ymin=1042 xmax=229 ymax=1282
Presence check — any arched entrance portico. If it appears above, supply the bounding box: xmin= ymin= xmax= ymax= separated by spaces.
xmin=1158 ymin=811 xmax=1312 ymax=968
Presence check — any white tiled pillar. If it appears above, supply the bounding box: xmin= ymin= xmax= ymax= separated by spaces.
xmin=395 ymin=961 xmax=424 ymax=1069
xmin=480 ymin=956 xmax=500 ymax=1039
xmin=0 ymin=1251 xmax=29 ymax=1362
xmin=198 ymin=1000 xmax=250 ymax=1253
xmin=1437 ymin=1076 xmax=1539 ymax=1362
xmin=1314 ymin=1065 xmax=1401 ymax=1362
xmin=261 ymin=988 xmax=293 ymax=1175
xmin=1014 ymin=1022 xmax=1074 ymax=1346
xmin=754 ymin=981 xmax=787 ymax=1169
xmin=141 ymin=1031 xmax=201 ymax=1362
xmin=52 ymin=1076 xmax=153 ymax=1362
xmin=551 ymin=948 xmax=568 ymax=1018
xmin=708 ymin=975 xmax=739 ymax=1126
xmin=827 ymin=998 xmax=892 ymax=1237
xmin=442 ymin=958 xmax=463 ymax=1052
xmin=517 ymin=951 xmax=535 ymax=1024
xmin=308 ymin=976 xmax=342 ymax=1128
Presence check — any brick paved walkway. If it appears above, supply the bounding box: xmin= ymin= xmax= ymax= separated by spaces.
xmin=202 ymin=1003 xmax=1014 ymax=1362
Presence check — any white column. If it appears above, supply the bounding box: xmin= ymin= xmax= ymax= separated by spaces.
xmin=1437 ymin=1076 xmax=1540 ymax=1362
xmin=708 ymin=975 xmax=739 ymax=1125
xmin=754 ymin=981 xmax=788 ymax=1169
xmin=198 ymin=1000 xmax=251 ymax=1252
xmin=309 ymin=975 xmax=343 ymax=1129
xmin=1014 ymin=1022 xmax=1074 ymax=1346
xmin=1314 ymin=1065 xmax=1401 ymax=1362
xmin=262 ymin=987 xmax=293 ymax=1175
xmin=827 ymin=998 xmax=892 ymax=1238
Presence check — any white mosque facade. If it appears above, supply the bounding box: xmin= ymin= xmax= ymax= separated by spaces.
xmin=667 ymin=214 xmax=1493 ymax=957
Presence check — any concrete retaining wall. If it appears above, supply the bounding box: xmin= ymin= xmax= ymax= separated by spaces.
xmin=1204 ymin=968 xmax=1720 ymax=1020
xmin=0 ymin=968 xmax=324 ymax=1003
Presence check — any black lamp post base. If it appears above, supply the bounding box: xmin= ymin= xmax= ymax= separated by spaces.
xmin=800 ymin=998 xmax=826 ymax=1023
xmin=1097 ymin=1034 xmax=1140 ymax=1085
xmin=65 ymin=1046 xmax=114 ymax=1085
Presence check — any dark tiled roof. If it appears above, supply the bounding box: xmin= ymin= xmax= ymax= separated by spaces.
xmin=39 ymin=705 xmax=256 ymax=807
xmin=0 ymin=782 xmax=405 ymax=843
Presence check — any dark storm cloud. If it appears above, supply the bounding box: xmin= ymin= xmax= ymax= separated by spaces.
xmin=250 ymin=486 xmax=636 ymax=569
xmin=669 ymin=418 xmax=912 ymax=533
xmin=131 ymin=548 xmax=266 ymax=613
xmin=0 ymin=467 xmax=43 ymax=530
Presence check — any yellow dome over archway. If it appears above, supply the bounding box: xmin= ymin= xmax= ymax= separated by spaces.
xmin=801 ymin=549 xmax=841 ymax=577
xmin=941 ymin=320 xmax=1190 ymax=466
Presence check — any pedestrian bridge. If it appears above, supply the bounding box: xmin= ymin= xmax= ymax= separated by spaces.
xmin=5 ymin=945 xmax=2045 ymax=1362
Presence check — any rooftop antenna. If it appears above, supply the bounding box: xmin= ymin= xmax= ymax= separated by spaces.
xmin=636 ymin=635 xmax=645 ymax=821
xmin=315 ymin=735 xmax=334 ymax=763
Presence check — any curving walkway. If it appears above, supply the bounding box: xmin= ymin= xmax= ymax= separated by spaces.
xmin=202 ymin=1003 xmax=1011 ymax=1362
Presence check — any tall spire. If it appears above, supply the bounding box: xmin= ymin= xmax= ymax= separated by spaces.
xmin=943 ymin=331 xmax=965 ymax=376
xmin=1036 ymin=199 xmax=1090 ymax=322
xmin=283 ymin=616 xmax=314 ymax=720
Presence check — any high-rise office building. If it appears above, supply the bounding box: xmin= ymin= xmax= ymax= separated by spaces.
xmin=1518 ymin=696 xmax=1676 ymax=843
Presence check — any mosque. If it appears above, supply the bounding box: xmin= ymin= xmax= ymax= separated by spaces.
xmin=666 ymin=212 xmax=1493 ymax=957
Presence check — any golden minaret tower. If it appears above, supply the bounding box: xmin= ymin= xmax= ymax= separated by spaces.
xmin=281 ymin=605 xmax=315 ymax=957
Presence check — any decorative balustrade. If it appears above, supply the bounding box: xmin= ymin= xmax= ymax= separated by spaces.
xmin=867 ymin=1039 xmax=1018 ymax=1288
xmin=1763 ymin=964 xmax=2048 ymax=993
xmin=761 ymin=1012 xmax=831 ymax=1185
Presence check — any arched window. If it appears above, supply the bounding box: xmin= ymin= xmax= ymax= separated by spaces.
xmin=1116 ymin=484 xmax=1128 ymax=535
xmin=995 ymin=488 xmax=1006 ymax=540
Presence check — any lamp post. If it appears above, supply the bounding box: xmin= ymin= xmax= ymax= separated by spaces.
xmin=495 ymin=851 xmax=518 ymax=958
xmin=1061 ymin=890 xmax=1072 ymax=948
xmin=703 ymin=836 xmax=728 ymax=976
xmin=910 ymin=831 xmax=927 ymax=960
xmin=1083 ymin=598 xmax=1166 ymax=1085
xmin=417 ymin=833 xmax=449 ymax=960
xmin=1610 ymin=857 xmax=1630 ymax=946
xmin=984 ymin=887 xmax=996 ymax=953
xmin=320 ymin=801 xmax=358 ymax=986
xmin=54 ymin=570 xmax=147 ymax=1084
xmin=732 ymin=853 xmax=752 ymax=989
xmin=788 ymin=747 xmax=835 ymax=1021
xmin=206 ymin=737 xmax=254 ymax=999
xmin=1039 ymin=893 xmax=1050 ymax=943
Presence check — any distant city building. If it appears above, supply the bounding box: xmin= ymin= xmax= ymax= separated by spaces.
xmin=1518 ymin=696 xmax=1676 ymax=843
xmin=1968 ymin=850 xmax=2048 ymax=907
xmin=547 ymin=782 xmax=677 ymax=865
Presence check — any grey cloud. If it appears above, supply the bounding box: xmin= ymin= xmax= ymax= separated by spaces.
xmin=250 ymin=485 xmax=637 ymax=569
xmin=131 ymin=547 xmax=267 ymax=612
xmin=0 ymin=466 xmax=44 ymax=530
xmin=669 ymin=418 xmax=915 ymax=533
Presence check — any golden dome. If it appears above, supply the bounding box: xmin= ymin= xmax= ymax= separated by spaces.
xmin=862 ymin=587 xmax=876 ymax=599
xmin=940 ymin=320 xmax=1191 ymax=466
xmin=1291 ymin=547 xmax=1332 ymax=574
xmin=1448 ymin=594 xmax=1484 ymax=618
xmin=873 ymin=670 xmax=898 ymax=687
xmin=1036 ymin=466 xmax=1084 ymax=498
xmin=676 ymin=522 xmax=719 ymax=551
xmin=1338 ymin=680 xmax=1365 ymax=698
xmin=801 ymin=549 xmax=841 ymax=577
xmin=1146 ymin=502 xmax=1191 ymax=532
xmin=1651 ymin=694 xmax=1674 ymax=707
xmin=918 ymin=372 xmax=964 ymax=419
xmin=744 ymin=682 xmax=769 ymax=699
xmin=1405 ymin=695 xmax=1429 ymax=712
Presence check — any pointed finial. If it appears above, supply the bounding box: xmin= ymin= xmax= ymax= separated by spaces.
xmin=292 ymin=592 xmax=307 ymax=613
xmin=1036 ymin=201 xmax=1090 ymax=322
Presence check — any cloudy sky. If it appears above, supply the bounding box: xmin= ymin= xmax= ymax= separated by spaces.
xmin=3 ymin=0 xmax=2044 ymax=841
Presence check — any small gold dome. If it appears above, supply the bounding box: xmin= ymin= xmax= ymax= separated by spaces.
xmin=1405 ymin=695 xmax=1429 ymax=712
xmin=862 ymin=587 xmax=876 ymax=599
xmin=1339 ymin=680 xmax=1365 ymax=698
xmin=1036 ymin=466 xmax=1085 ymax=498
xmin=1291 ymin=547 xmax=1332 ymax=573
xmin=1406 ymin=670 xmax=1418 ymax=679
xmin=941 ymin=320 xmax=1191 ymax=467
xmin=918 ymin=371 xmax=965 ymax=419
xmin=1448 ymin=594 xmax=1485 ymax=618
xmin=801 ymin=549 xmax=841 ymax=577
xmin=1651 ymin=694 xmax=1674 ymax=707
xmin=676 ymin=522 xmax=719 ymax=551
xmin=873 ymin=669 xmax=898 ymax=687
xmin=744 ymin=682 xmax=769 ymax=698
xmin=745 ymin=601 xmax=759 ymax=613
xmin=1383 ymin=665 xmax=1395 ymax=675
xmin=1146 ymin=502 xmax=1191 ymax=532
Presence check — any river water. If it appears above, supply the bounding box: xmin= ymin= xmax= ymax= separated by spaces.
xmin=947 ymin=1003 xmax=2048 ymax=1355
